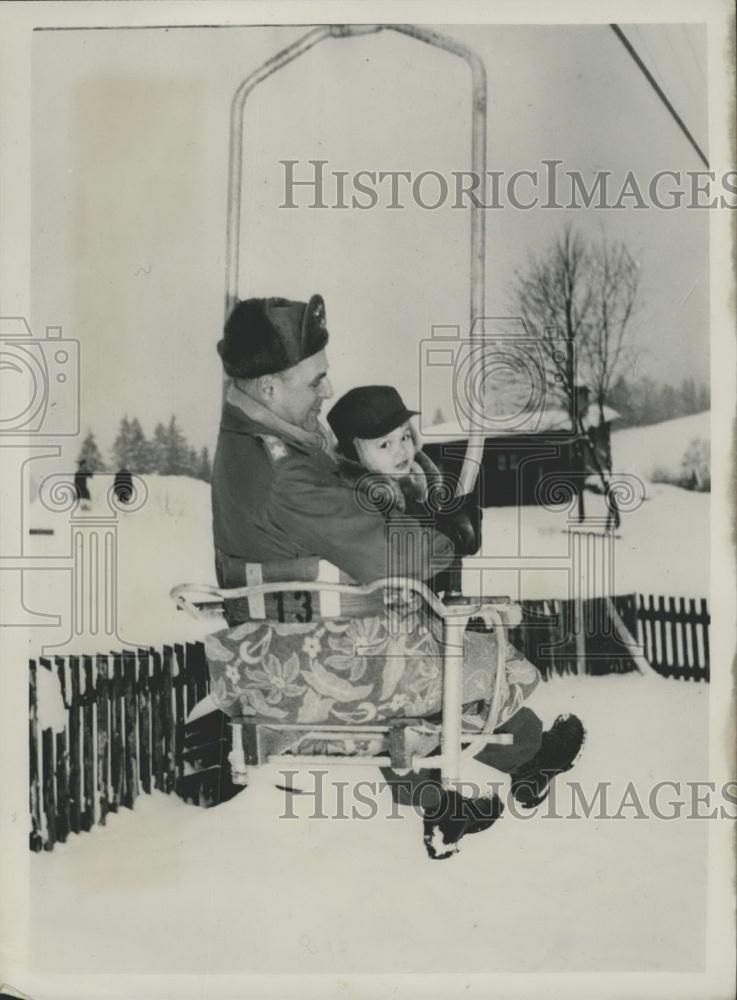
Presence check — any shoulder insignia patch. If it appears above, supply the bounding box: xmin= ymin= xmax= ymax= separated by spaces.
xmin=258 ymin=433 xmax=290 ymax=463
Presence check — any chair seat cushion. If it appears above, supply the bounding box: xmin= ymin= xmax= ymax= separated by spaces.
xmin=204 ymin=612 xmax=540 ymax=728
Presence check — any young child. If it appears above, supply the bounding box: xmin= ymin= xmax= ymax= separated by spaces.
xmin=326 ymin=384 xmax=479 ymax=559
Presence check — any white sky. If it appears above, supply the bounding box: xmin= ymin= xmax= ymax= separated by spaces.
xmin=31 ymin=22 xmax=710 ymax=461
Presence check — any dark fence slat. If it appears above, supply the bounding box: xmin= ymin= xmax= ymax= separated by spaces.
xmin=54 ymin=658 xmax=71 ymax=842
xmin=29 ymin=660 xmax=43 ymax=852
xmin=55 ymin=730 xmax=69 ymax=844
xmin=151 ymin=648 xmax=165 ymax=791
xmin=162 ymin=646 xmax=175 ymax=794
xmin=96 ymin=654 xmax=111 ymax=825
xmin=41 ymin=726 xmax=56 ymax=851
xmin=173 ymin=644 xmax=186 ymax=784
xmin=700 ymin=598 xmax=710 ymax=676
xmin=68 ymin=656 xmax=82 ymax=835
xmin=194 ymin=641 xmax=209 ymax=702
xmin=123 ymin=650 xmax=138 ymax=809
xmin=109 ymin=653 xmax=124 ymax=813
xmin=184 ymin=642 xmax=198 ymax=719
xmin=138 ymin=649 xmax=152 ymax=795
xmin=679 ymin=597 xmax=691 ymax=670
xmin=82 ymin=656 xmax=95 ymax=831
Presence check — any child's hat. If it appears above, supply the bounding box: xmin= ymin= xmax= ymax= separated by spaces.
xmin=327 ymin=386 xmax=419 ymax=446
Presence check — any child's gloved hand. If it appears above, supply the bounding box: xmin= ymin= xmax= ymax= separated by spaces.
xmin=434 ymin=495 xmax=482 ymax=557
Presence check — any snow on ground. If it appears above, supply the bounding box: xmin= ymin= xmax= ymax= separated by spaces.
xmin=471 ymin=480 xmax=708 ymax=602
xmin=30 ymin=672 xmax=711 ymax=974
xmin=611 ymin=411 xmax=710 ymax=483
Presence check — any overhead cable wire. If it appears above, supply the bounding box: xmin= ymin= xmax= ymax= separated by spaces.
xmin=610 ymin=23 xmax=709 ymax=169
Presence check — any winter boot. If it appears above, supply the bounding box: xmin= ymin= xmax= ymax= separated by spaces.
xmin=510 ymin=714 xmax=585 ymax=809
xmin=422 ymin=788 xmax=504 ymax=861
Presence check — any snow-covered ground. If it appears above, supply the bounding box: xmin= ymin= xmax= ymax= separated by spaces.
xmin=611 ymin=410 xmax=710 ymax=483
xmin=30 ymin=672 xmax=711 ymax=974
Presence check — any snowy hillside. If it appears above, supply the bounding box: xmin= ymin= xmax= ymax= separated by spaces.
xmin=611 ymin=410 xmax=710 ymax=482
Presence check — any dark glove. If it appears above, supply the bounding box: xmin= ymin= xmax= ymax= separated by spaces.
xmin=434 ymin=495 xmax=482 ymax=557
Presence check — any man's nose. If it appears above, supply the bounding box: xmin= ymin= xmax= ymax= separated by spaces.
xmin=320 ymin=377 xmax=333 ymax=399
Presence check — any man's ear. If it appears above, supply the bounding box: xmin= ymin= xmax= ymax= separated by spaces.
xmin=256 ymin=373 xmax=276 ymax=400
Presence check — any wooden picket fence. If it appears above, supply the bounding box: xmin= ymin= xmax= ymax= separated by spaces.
xmin=506 ymin=594 xmax=710 ymax=682
xmin=29 ymin=593 xmax=710 ymax=852
xmin=635 ymin=594 xmax=710 ymax=681
xmin=29 ymin=644 xmax=212 ymax=853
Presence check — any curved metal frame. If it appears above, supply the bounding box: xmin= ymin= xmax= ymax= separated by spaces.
xmin=224 ymin=23 xmax=488 ymax=496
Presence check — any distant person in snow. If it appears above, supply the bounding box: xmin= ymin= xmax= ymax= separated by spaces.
xmin=114 ymin=468 xmax=134 ymax=505
xmin=74 ymin=459 xmax=93 ymax=510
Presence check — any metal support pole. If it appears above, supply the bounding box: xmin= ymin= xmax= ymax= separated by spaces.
xmin=440 ymin=616 xmax=468 ymax=788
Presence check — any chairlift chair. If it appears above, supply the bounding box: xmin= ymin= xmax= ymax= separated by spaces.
xmin=171 ymin=24 xmax=526 ymax=795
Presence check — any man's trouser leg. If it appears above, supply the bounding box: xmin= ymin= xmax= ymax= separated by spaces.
xmin=473 ymin=706 xmax=544 ymax=774
xmin=381 ymin=706 xmax=544 ymax=806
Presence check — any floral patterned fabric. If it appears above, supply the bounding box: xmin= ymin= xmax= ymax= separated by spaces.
xmin=204 ymin=608 xmax=539 ymax=728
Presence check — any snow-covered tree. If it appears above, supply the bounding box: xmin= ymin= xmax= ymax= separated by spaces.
xmin=77 ymin=430 xmax=106 ymax=472
xmin=681 ymin=437 xmax=710 ymax=491
xmin=112 ymin=416 xmax=154 ymax=472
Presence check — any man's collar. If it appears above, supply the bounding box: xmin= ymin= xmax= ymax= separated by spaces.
xmin=223 ymin=381 xmax=329 ymax=454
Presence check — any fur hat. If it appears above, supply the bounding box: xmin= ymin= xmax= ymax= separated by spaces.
xmin=217 ymin=294 xmax=328 ymax=379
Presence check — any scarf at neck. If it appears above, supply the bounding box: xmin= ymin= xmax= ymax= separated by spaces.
xmin=226 ymin=381 xmax=330 ymax=453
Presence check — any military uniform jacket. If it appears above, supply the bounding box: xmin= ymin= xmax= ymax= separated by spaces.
xmin=211 ymin=401 xmax=456 ymax=585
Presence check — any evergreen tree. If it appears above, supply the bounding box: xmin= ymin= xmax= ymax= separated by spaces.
xmin=151 ymin=422 xmax=169 ymax=474
xmin=127 ymin=417 xmax=153 ymax=472
xmin=163 ymin=415 xmax=190 ymax=475
xmin=198 ymin=446 xmax=212 ymax=482
xmin=661 ymin=384 xmax=676 ymax=422
xmin=112 ymin=416 xmax=133 ymax=470
xmin=680 ymin=377 xmax=698 ymax=416
xmin=77 ymin=430 xmax=106 ymax=472
xmin=111 ymin=415 xmax=154 ymax=472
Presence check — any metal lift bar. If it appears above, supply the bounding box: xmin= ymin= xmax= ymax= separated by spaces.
xmin=224 ymin=23 xmax=488 ymax=497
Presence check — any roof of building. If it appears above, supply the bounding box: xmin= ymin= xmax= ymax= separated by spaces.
xmin=418 ymin=405 xmax=620 ymax=444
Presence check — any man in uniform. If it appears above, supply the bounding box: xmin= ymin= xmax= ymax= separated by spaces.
xmin=211 ymin=293 xmax=585 ymax=858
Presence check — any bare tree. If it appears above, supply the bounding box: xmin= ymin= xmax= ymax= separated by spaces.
xmin=509 ymin=223 xmax=594 ymax=429
xmin=509 ymin=222 xmax=641 ymax=429
xmin=579 ymin=238 xmax=641 ymax=425
xmin=509 ymin=224 xmax=642 ymax=527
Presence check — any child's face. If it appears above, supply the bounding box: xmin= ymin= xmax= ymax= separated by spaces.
xmin=355 ymin=421 xmax=416 ymax=477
